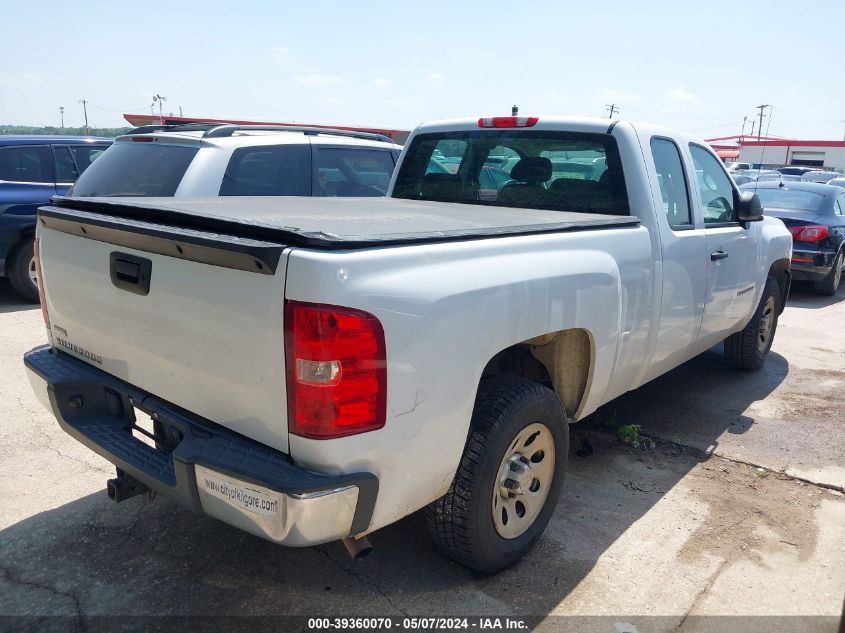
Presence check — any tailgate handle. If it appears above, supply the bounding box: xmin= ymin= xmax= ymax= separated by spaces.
xmin=110 ymin=252 xmax=152 ymax=295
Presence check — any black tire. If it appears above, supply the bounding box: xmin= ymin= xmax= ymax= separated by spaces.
xmin=425 ymin=377 xmax=568 ymax=574
xmin=7 ymin=239 xmax=39 ymax=303
xmin=724 ymin=276 xmax=780 ymax=370
xmin=813 ymin=250 xmax=843 ymax=296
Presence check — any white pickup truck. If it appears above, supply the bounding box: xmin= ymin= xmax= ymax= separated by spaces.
xmin=25 ymin=116 xmax=792 ymax=573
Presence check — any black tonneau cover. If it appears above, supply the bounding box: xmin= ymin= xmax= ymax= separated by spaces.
xmin=41 ymin=196 xmax=640 ymax=275
xmin=42 ymin=195 xmax=639 ymax=254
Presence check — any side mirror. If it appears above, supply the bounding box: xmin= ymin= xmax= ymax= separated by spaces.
xmin=736 ymin=191 xmax=763 ymax=222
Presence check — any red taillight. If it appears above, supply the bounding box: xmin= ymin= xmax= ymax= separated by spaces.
xmin=477 ymin=116 xmax=539 ymax=128
xmin=788 ymin=225 xmax=828 ymax=242
xmin=285 ymin=301 xmax=386 ymax=439
xmin=33 ymin=238 xmax=49 ymax=327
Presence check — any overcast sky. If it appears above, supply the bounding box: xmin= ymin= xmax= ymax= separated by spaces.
xmin=1 ymin=0 xmax=843 ymax=140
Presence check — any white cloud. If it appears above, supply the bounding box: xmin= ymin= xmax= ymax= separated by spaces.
xmin=272 ymin=45 xmax=296 ymax=66
xmin=374 ymin=78 xmax=392 ymax=89
xmin=664 ymin=88 xmax=698 ymax=103
xmin=424 ymin=72 xmax=445 ymax=83
xmin=292 ymin=74 xmax=346 ymax=87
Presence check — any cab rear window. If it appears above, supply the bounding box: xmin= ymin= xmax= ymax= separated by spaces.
xmin=70 ymin=142 xmax=198 ymax=197
xmin=393 ymin=130 xmax=629 ymax=215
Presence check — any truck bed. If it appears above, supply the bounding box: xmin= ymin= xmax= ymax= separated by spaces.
xmin=45 ymin=196 xmax=639 ymax=250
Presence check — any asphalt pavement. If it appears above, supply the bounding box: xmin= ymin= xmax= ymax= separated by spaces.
xmin=0 ymin=278 xmax=843 ymax=633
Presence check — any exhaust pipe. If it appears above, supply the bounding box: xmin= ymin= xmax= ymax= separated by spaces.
xmin=342 ymin=536 xmax=373 ymax=561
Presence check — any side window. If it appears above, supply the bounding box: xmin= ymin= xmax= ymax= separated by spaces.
xmin=650 ymin=138 xmax=692 ymax=228
xmin=689 ymin=144 xmax=736 ymax=224
xmin=69 ymin=145 xmax=107 ymax=175
xmin=219 ymin=145 xmax=310 ymax=196
xmin=836 ymin=195 xmax=845 ymax=216
xmin=53 ymin=146 xmax=79 ymax=183
xmin=314 ymin=148 xmax=395 ymax=196
xmin=0 ymin=145 xmax=53 ymax=183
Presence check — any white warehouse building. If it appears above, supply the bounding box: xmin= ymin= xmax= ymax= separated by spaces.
xmin=706 ymin=136 xmax=845 ymax=172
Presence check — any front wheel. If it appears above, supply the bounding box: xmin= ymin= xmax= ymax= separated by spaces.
xmin=425 ymin=377 xmax=568 ymax=574
xmin=724 ymin=276 xmax=780 ymax=370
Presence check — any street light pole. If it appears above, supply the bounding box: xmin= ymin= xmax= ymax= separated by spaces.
xmin=59 ymin=106 xmax=64 ymax=129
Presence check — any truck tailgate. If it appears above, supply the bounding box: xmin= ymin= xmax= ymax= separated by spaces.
xmin=37 ymin=206 xmax=291 ymax=453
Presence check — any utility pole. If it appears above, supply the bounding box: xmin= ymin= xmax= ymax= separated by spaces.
xmin=152 ymin=94 xmax=166 ymax=122
xmin=755 ymin=104 xmax=770 ymax=141
xmin=749 ymin=118 xmax=756 ymax=138
xmin=179 ymin=106 xmax=183 ymax=117
xmin=605 ymin=103 xmax=619 ymax=118
xmin=59 ymin=106 xmax=65 ymax=128
xmin=512 ymin=105 xmax=518 ymax=116
xmin=78 ymin=99 xmax=89 ymax=134
xmin=741 ymin=116 xmax=748 ymax=137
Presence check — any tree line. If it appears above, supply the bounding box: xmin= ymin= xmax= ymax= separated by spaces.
xmin=0 ymin=125 xmax=131 ymax=138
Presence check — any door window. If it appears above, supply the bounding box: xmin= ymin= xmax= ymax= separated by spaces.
xmin=835 ymin=194 xmax=845 ymax=216
xmin=219 ymin=144 xmax=310 ymax=196
xmin=54 ymin=146 xmax=79 ymax=183
xmin=689 ymin=144 xmax=736 ymax=224
xmin=0 ymin=145 xmax=53 ymax=183
xmin=314 ymin=148 xmax=395 ymax=196
xmin=650 ymin=138 xmax=692 ymax=228
xmin=70 ymin=145 xmax=107 ymax=174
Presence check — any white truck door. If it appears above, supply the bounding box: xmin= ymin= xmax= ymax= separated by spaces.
xmin=688 ymin=144 xmax=758 ymax=348
xmin=641 ymin=136 xmax=708 ymax=381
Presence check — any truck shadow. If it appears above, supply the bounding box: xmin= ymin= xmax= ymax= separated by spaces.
xmin=0 ymin=279 xmax=35 ymax=315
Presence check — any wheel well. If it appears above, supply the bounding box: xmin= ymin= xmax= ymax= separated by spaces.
xmin=11 ymin=229 xmax=35 ymax=254
xmin=768 ymin=258 xmax=790 ymax=314
xmin=480 ymin=329 xmax=593 ymax=418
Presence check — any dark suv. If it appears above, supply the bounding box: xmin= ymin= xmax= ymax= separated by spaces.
xmin=0 ymin=135 xmax=112 ymax=301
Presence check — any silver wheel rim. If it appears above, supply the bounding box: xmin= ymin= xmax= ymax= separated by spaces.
xmin=28 ymin=255 xmax=37 ymax=287
xmin=492 ymin=422 xmax=555 ymax=539
xmin=834 ymin=253 xmax=843 ymax=290
xmin=757 ymin=296 xmax=776 ymax=354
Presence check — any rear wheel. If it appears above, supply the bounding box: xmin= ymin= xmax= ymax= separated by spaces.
xmin=724 ymin=276 xmax=780 ymax=370
xmin=813 ymin=250 xmax=843 ymax=296
xmin=425 ymin=377 xmax=568 ymax=574
xmin=7 ymin=240 xmax=39 ymax=303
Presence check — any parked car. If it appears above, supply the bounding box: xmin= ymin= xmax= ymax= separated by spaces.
xmin=731 ymin=174 xmax=754 ymax=186
xmin=725 ymin=161 xmax=751 ymax=171
xmin=27 ymin=116 xmax=790 ymax=574
xmin=69 ymin=124 xmax=402 ymax=199
xmin=826 ymin=177 xmax=845 ymax=188
xmin=0 ymin=135 xmax=112 ymax=301
xmin=776 ymin=166 xmax=818 ymax=176
xmin=741 ymin=180 xmax=845 ymax=294
xmin=754 ymin=173 xmax=809 ymax=183
xmin=736 ymin=169 xmax=780 ymax=180
xmin=803 ymin=170 xmax=843 ymax=184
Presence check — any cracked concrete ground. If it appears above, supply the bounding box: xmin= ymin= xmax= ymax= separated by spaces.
xmin=0 ymin=278 xmax=843 ymax=632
